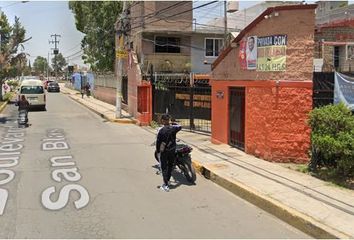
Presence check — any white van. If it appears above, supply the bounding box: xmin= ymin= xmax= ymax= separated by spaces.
xmin=18 ymin=79 xmax=46 ymax=110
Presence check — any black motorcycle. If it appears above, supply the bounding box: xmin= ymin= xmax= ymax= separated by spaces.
xmin=18 ymin=110 xmax=28 ymax=128
xmin=154 ymin=143 xmax=196 ymax=183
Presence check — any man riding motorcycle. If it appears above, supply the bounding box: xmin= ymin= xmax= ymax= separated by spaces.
xmin=17 ymin=95 xmax=29 ymax=127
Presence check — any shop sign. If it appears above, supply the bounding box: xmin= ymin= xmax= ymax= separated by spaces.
xmin=239 ymin=35 xmax=287 ymax=72
xmin=175 ymin=93 xmax=211 ymax=109
xmin=239 ymin=36 xmax=257 ymax=70
xmin=239 ymin=39 xmax=247 ymax=70
xmin=257 ymin=35 xmax=287 ymax=72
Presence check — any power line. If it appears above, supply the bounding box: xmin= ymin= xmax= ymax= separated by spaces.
xmin=67 ymin=54 xmax=84 ymax=61
xmin=142 ymin=37 xmax=206 ymax=51
xmin=62 ymin=43 xmax=82 ymax=56
xmin=66 ymin=53 xmax=84 ymax=61
xmin=64 ymin=49 xmax=83 ymax=59
xmin=129 ymin=1 xmax=188 ymax=20
xmin=130 ymin=1 xmax=219 ymax=31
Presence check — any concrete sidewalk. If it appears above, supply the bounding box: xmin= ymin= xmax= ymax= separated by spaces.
xmin=60 ymin=83 xmax=136 ymax=124
xmin=60 ymin=83 xmax=354 ymax=239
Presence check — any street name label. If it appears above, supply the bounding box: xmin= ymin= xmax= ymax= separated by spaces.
xmin=41 ymin=129 xmax=89 ymax=211
xmin=0 ymin=126 xmax=26 ymax=216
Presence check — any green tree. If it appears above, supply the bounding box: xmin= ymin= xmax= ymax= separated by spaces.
xmin=51 ymin=53 xmax=67 ymax=73
xmin=68 ymin=1 xmax=123 ymax=71
xmin=0 ymin=13 xmax=30 ymax=77
xmin=33 ymin=56 xmax=49 ymax=74
xmin=0 ymin=12 xmax=30 ymax=99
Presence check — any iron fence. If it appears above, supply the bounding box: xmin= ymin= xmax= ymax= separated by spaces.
xmin=148 ymin=73 xmax=211 ymax=133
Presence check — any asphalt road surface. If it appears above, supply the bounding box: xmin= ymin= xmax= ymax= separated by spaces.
xmin=0 ymin=92 xmax=310 ymax=238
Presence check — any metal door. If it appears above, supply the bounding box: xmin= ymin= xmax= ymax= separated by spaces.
xmin=229 ymin=87 xmax=245 ymax=150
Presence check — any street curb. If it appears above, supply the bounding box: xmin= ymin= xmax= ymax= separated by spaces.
xmin=61 ymin=87 xmax=137 ymax=124
xmin=59 ymin=96 xmax=348 ymax=238
xmin=67 ymin=95 xmax=136 ymax=124
xmin=111 ymin=118 xmax=137 ymax=124
xmin=192 ymin=160 xmax=350 ymax=239
xmin=0 ymin=101 xmax=8 ymax=113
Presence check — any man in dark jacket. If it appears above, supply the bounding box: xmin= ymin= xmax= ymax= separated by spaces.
xmin=18 ymin=95 xmax=30 ymax=111
xmin=156 ymin=114 xmax=181 ymax=192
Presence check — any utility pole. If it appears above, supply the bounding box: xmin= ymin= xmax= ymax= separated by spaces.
xmin=49 ymin=34 xmax=61 ymax=81
xmin=47 ymin=52 xmax=49 ymax=81
xmin=224 ymin=0 xmax=228 ymax=47
xmin=115 ymin=1 xmax=129 ymax=119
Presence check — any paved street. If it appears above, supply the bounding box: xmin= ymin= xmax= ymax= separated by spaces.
xmin=0 ymin=92 xmax=309 ymax=238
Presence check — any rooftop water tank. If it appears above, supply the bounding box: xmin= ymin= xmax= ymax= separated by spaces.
xmin=227 ymin=1 xmax=239 ymax=13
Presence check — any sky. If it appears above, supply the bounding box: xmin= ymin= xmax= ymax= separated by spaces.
xmin=0 ymin=1 xmax=85 ymax=67
xmin=0 ymin=0 xmax=312 ymax=69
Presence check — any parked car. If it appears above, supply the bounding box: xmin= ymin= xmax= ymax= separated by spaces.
xmin=44 ymin=80 xmax=54 ymax=89
xmin=47 ymin=82 xmax=60 ymax=92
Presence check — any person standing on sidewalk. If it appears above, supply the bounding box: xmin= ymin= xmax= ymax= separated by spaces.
xmin=81 ymin=86 xmax=85 ymax=99
xmin=85 ymin=82 xmax=91 ymax=97
xmin=156 ymin=114 xmax=181 ymax=192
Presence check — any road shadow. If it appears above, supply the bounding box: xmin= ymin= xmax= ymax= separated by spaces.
xmin=170 ymin=169 xmax=196 ymax=189
xmin=28 ymin=107 xmax=47 ymax=112
xmin=0 ymin=115 xmax=16 ymax=124
xmin=0 ymin=102 xmax=16 ymax=124
xmin=152 ymin=163 xmax=196 ymax=190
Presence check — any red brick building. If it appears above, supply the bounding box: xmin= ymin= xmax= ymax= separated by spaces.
xmin=210 ymin=4 xmax=317 ymax=163
xmin=314 ymin=1 xmax=354 ymax=72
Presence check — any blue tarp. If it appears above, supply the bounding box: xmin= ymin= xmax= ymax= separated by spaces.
xmin=71 ymin=72 xmax=94 ymax=91
xmin=334 ymin=72 xmax=354 ymax=111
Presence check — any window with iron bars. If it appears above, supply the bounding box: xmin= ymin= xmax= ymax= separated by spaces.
xmin=154 ymin=36 xmax=181 ymax=53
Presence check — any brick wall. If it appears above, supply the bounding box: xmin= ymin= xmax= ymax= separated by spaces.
xmin=315 ymin=26 xmax=354 ymax=72
xmin=246 ymin=85 xmax=312 ymax=163
xmin=211 ymin=7 xmax=315 ymax=163
xmin=93 ymin=86 xmax=116 ymax=106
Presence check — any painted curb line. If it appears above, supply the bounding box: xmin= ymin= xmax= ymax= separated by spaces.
xmin=0 ymin=101 xmax=8 ymax=113
xmin=192 ymin=160 xmax=350 ymax=239
xmin=60 ymin=96 xmax=349 ymax=238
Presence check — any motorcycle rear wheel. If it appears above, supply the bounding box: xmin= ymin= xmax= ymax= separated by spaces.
xmin=180 ymin=160 xmax=196 ymax=183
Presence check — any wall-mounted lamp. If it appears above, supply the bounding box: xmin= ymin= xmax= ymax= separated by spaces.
xmin=264 ymin=15 xmax=269 ymax=19
xmin=274 ymin=12 xmax=279 ymax=17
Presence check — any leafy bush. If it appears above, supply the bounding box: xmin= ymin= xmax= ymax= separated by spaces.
xmin=150 ymin=120 xmax=159 ymax=129
xmin=6 ymin=80 xmax=19 ymax=90
xmin=308 ymin=103 xmax=354 ymax=178
xmin=2 ymin=92 xmax=14 ymax=102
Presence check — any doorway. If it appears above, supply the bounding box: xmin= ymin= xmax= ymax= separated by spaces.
xmin=229 ymin=87 xmax=245 ymax=150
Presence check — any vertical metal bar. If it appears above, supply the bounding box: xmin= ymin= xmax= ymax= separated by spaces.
xmin=189 ymin=73 xmax=194 ymax=131
xmin=224 ymin=0 xmax=228 ymax=46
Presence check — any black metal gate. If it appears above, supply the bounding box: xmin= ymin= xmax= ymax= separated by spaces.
xmin=313 ymin=72 xmax=334 ymax=108
xmin=229 ymin=87 xmax=245 ymax=150
xmin=151 ymin=74 xmax=211 ymax=133
xmin=122 ymin=76 xmax=128 ymax=104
